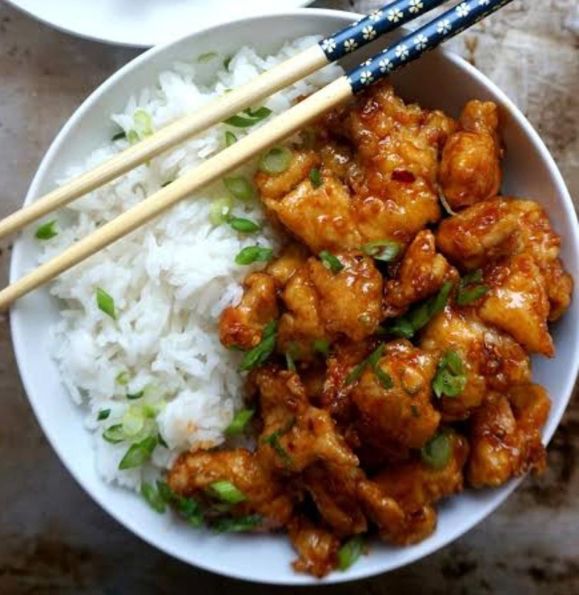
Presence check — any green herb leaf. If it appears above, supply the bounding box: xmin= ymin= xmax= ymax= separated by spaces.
xmin=225 ymin=131 xmax=237 ymax=147
xmin=209 ymin=197 xmax=233 ymax=225
xmin=116 ymin=371 xmax=129 ymax=385
xmin=258 ymin=146 xmax=293 ymax=174
xmin=225 ymin=106 xmax=272 ymax=128
xmin=197 ymin=51 xmax=218 ymax=63
xmin=421 ymin=432 xmax=452 ymax=470
xmin=212 ymin=514 xmax=261 ymax=533
xmin=235 ymin=245 xmax=274 ymax=266
xmin=118 ymin=435 xmax=158 ymax=470
xmin=309 ymin=167 xmax=322 ymax=188
xmin=432 ymin=350 xmax=467 ymax=398
xmin=102 ymin=424 xmax=125 ymax=444
xmin=312 ymin=338 xmax=330 ymax=356
xmin=361 ymin=240 xmax=401 ymax=262
xmin=337 ymin=536 xmax=364 ymax=571
xmin=227 ymin=217 xmax=261 ymax=233
xmin=35 ymin=220 xmax=58 ymax=240
xmin=97 ymin=409 xmax=111 ymax=421
xmin=457 ymin=269 xmax=489 ymax=306
xmin=225 ymin=409 xmax=255 ymax=437
xmin=141 ymin=482 xmax=166 ymax=513
xmin=224 ymin=176 xmax=255 ymax=201
xmin=387 ymin=281 xmax=453 ymax=339
xmin=239 ymin=320 xmax=277 ymax=371
xmin=206 ymin=481 xmax=247 ymax=504
xmin=319 ymin=250 xmax=344 ymax=274
xmin=96 ymin=287 xmax=117 ymax=320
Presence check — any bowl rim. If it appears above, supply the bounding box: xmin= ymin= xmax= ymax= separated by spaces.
xmin=9 ymin=7 xmax=579 ymax=585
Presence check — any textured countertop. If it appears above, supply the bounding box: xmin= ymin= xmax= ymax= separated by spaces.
xmin=1 ymin=1 xmax=578 ymax=593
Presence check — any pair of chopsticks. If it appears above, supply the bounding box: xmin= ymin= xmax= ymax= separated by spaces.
xmin=0 ymin=0 xmax=512 ymax=311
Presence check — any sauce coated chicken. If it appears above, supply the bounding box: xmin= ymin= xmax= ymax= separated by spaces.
xmin=170 ymin=82 xmax=572 ymax=577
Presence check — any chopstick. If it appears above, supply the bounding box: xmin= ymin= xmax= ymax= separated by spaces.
xmin=0 ymin=0 xmax=449 ymax=241
xmin=1 ymin=0 xmax=512 ymax=311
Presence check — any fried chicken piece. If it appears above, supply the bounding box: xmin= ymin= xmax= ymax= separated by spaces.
xmin=219 ymin=273 xmax=278 ymax=350
xmin=289 ymin=517 xmax=340 ymax=578
xmin=278 ymin=251 xmax=383 ymax=358
xmin=266 ymin=243 xmax=309 ymax=288
xmin=254 ymin=367 xmax=358 ymax=474
xmin=440 ymin=100 xmax=502 ymax=209
xmin=351 ymin=340 xmax=441 ymax=449
xmin=479 ymin=254 xmax=554 ymax=356
xmin=168 ymin=448 xmax=293 ymax=528
xmin=383 ymin=230 xmax=456 ymax=317
xmin=420 ymin=306 xmax=531 ymax=420
xmin=467 ymin=386 xmax=550 ymax=488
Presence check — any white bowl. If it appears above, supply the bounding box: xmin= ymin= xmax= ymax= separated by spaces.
xmin=10 ymin=9 xmax=579 ymax=585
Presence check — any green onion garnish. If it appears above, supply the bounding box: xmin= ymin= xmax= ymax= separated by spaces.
xmin=361 ymin=240 xmax=401 ymax=262
xmin=262 ymin=417 xmax=295 ymax=466
xmin=235 ymin=245 xmax=273 ymax=265
xmin=225 ymin=131 xmax=237 ymax=147
xmin=127 ymin=390 xmax=144 ymax=400
xmin=128 ymin=109 xmax=154 ymax=144
xmin=206 ymin=481 xmax=247 ymax=504
xmin=319 ymin=250 xmax=344 ymax=274
xmin=387 ymin=281 xmax=453 ymax=339
xmin=118 ymin=435 xmax=158 ymax=470
xmin=345 ymin=344 xmax=390 ymax=387
xmin=225 ymin=106 xmax=272 ymax=128
xmin=432 ymin=350 xmax=467 ymax=398
xmin=225 ymin=409 xmax=255 ymax=437
xmin=102 ymin=424 xmax=125 ymax=444
xmin=309 ymin=168 xmax=322 ymax=188
xmin=212 ymin=514 xmax=261 ymax=533
xmin=116 ymin=371 xmax=129 ymax=385
xmin=157 ymin=481 xmax=204 ymax=527
xmin=312 ymin=338 xmax=330 ymax=356
xmin=111 ymin=130 xmax=126 ymax=142
xmin=286 ymin=351 xmax=296 ymax=372
xmin=223 ymin=56 xmax=233 ymax=70
xmin=258 ymin=146 xmax=293 ymax=174
xmin=197 ymin=51 xmax=218 ymax=63
xmin=337 ymin=536 xmax=364 ymax=571
xmin=209 ymin=197 xmax=233 ymax=225
xmin=35 ymin=220 xmax=58 ymax=240
xmin=239 ymin=320 xmax=277 ymax=371
xmin=421 ymin=432 xmax=452 ymax=470
xmin=96 ymin=287 xmax=116 ymax=320
xmin=227 ymin=217 xmax=261 ymax=233
xmin=224 ymin=176 xmax=255 ymax=201
xmin=456 ymin=269 xmax=489 ymax=306
xmin=141 ymin=481 xmax=166 ymax=513
xmin=97 ymin=409 xmax=111 ymax=421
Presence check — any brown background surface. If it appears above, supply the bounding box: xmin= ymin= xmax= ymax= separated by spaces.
xmin=1 ymin=1 xmax=578 ymax=593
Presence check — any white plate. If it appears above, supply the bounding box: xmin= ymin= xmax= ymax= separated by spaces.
xmin=5 ymin=0 xmax=313 ymax=47
xmin=10 ymin=8 xmax=579 ymax=586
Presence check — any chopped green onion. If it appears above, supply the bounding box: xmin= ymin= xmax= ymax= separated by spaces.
xmin=118 ymin=435 xmax=158 ymax=470
xmin=366 ymin=344 xmax=385 ymax=368
xmin=239 ymin=320 xmax=277 ymax=371
xmin=432 ymin=350 xmax=467 ymax=398
xmin=206 ymin=481 xmax=247 ymax=504
xmin=116 ymin=371 xmax=130 ymax=385
xmin=111 ymin=130 xmax=126 ymax=142
xmin=157 ymin=481 xmax=204 ymax=527
xmin=225 ymin=106 xmax=272 ymax=128
xmin=457 ymin=269 xmax=489 ymax=306
xmin=262 ymin=417 xmax=295 ymax=466
xmin=345 ymin=362 xmax=365 ymax=385
xmin=141 ymin=482 xmax=166 ymax=513
xmin=197 ymin=51 xmax=218 ymax=63
xmin=387 ymin=281 xmax=453 ymax=339
xmin=127 ymin=109 xmax=154 ymax=144
xmin=421 ymin=432 xmax=452 ymax=470
xmin=224 ymin=176 xmax=255 ymax=201
xmin=346 ymin=343 xmax=389 ymax=386
xmin=209 ymin=197 xmax=233 ymax=225
xmin=127 ymin=390 xmax=144 ymax=401
xmin=312 ymin=338 xmax=330 ymax=356
xmin=97 ymin=409 xmax=111 ymax=421
xmin=337 ymin=536 xmax=364 ymax=571
xmin=235 ymin=245 xmax=273 ymax=266
xmin=212 ymin=514 xmax=261 ymax=533
xmin=225 ymin=131 xmax=237 ymax=147
xmin=102 ymin=424 xmax=125 ymax=444
xmin=121 ymin=406 xmax=146 ymax=437
xmin=227 ymin=217 xmax=261 ymax=233
xmin=319 ymin=250 xmax=344 ymax=274
xmin=258 ymin=146 xmax=293 ymax=174
xmin=361 ymin=240 xmax=402 ymax=262
xmin=157 ymin=433 xmax=168 ymax=448
xmin=374 ymin=366 xmax=394 ymax=390
xmin=161 ymin=180 xmax=174 ymax=188
xmin=35 ymin=220 xmax=58 ymax=240
xmin=309 ymin=168 xmax=322 ymax=188
xmin=223 ymin=56 xmax=233 ymax=70
xmin=285 ymin=351 xmax=296 ymax=372
xmin=157 ymin=480 xmax=174 ymax=503
xmin=225 ymin=409 xmax=255 ymax=437
xmin=96 ymin=287 xmax=116 ymax=320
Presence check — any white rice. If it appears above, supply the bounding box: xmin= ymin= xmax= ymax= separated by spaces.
xmin=37 ymin=37 xmax=343 ymax=489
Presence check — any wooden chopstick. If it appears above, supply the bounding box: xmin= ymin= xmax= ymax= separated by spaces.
xmin=0 ymin=0 xmax=450 ymax=241
xmin=1 ymin=0 xmax=512 ymax=311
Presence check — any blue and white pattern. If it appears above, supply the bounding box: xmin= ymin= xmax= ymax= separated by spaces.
xmin=318 ymin=0 xmax=448 ymax=59
xmin=346 ymin=0 xmax=513 ymax=94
